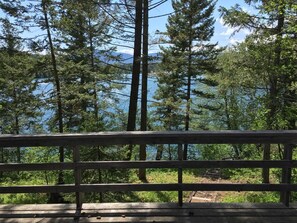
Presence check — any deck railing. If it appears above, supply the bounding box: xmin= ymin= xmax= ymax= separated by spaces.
xmin=0 ymin=131 xmax=296 ymax=209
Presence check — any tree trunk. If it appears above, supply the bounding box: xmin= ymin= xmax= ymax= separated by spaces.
xmin=139 ymin=0 xmax=148 ymax=181
xmin=267 ymin=6 xmax=284 ymax=129
xmin=184 ymin=29 xmax=193 ymax=160
xmin=155 ymin=145 xmax=164 ymax=160
xmin=42 ymin=0 xmax=65 ymax=202
xmin=88 ymin=18 xmax=100 ymax=130
xmin=126 ymin=0 xmax=143 ymax=159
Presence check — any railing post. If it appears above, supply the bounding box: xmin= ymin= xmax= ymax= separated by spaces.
xmin=262 ymin=144 xmax=270 ymax=183
xmin=0 ymin=127 xmax=4 ymax=178
xmin=178 ymin=144 xmax=183 ymax=207
xmin=280 ymin=144 xmax=293 ymax=207
xmin=73 ymin=146 xmax=83 ymax=210
xmin=139 ymin=144 xmax=147 ymax=181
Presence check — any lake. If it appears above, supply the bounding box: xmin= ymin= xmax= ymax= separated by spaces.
xmin=35 ymin=75 xmax=158 ymax=115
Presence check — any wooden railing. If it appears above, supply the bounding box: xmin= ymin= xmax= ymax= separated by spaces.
xmin=0 ymin=131 xmax=296 ymax=209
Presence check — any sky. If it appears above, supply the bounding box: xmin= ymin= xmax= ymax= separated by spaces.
xmin=0 ymin=0 xmax=253 ymax=55
xmin=120 ymin=0 xmax=252 ymax=54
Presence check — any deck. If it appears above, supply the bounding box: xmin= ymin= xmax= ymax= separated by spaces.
xmin=1 ymin=203 xmax=297 ymax=222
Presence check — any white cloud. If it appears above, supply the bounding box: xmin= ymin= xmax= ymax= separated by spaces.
xmin=117 ymin=48 xmax=134 ymax=55
xmin=219 ymin=17 xmax=236 ymax=36
xmin=243 ymin=29 xmax=252 ymax=35
xmin=242 ymin=6 xmax=252 ymax=13
xmin=218 ymin=17 xmax=251 ymax=45
xmin=220 ymin=27 xmax=237 ymax=36
xmin=229 ymin=37 xmax=244 ymax=45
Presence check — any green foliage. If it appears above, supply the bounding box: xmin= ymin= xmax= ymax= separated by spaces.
xmin=153 ymin=68 xmax=185 ymax=131
xmin=123 ymin=169 xmax=196 ymax=202
xmin=0 ymin=193 xmax=48 ymax=204
xmin=219 ymin=0 xmax=297 ymax=130
xmin=199 ymin=144 xmax=233 ymax=160
xmin=0 ymin=18 xmax=43 ymax=135
xmin=48 ymin=0 xmax=125 ymax=133
xmin=223 ymin=192 xmax=279 ymax=203
xmin=153 ymin=0 xmax=222 ymax=135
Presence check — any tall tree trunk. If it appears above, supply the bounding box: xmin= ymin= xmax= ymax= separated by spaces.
xmin=184 ymin=71 xmax=191 ymax=160
xmin=88 ymin=18 xmax=100 ymax=129
xmin=126 ymin=0 xmax=143 ymax=159
xmin=155 ymin=145 xmax=164 ymax=160
xmin=139 ymin=0 xmax=148 ymax=181
xmin=42 ymin=0 xmax=65 ymax=202
xmin=88 ymin=19 xmax=104 ymax=201
xmin=0 ymin=127 xmax=3 ymax=178
xmin=224 ymin=94 xmax=240 ymax=159
xmin=184 ymin=26 xmax=193 ymax=160
xmin=267 ymin=5 xmax=284 ymax=130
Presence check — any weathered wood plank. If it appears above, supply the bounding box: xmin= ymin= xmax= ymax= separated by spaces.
xmin=72 ymin=216 xmax=297 ymax=223
xmin=0 ymin=202 xmax=294 ymax=211
xmin=2 ymin=160 xmax=297 ymax=172
xmin=2 ymin=208 xmax=297 ymax=218
xmin=1 ymin=203 xmax=297 ymax=223
xmin=2 ymin=216 xmax=297 ymax=223
xmin=1 ymin=183 xmax=297 ymax=193
xmin=73 ymin=146 xmax=82 ymax=210
xmin=280 ymin=144 xmax=293 ymax=206
xmin=0 ymin=131 xmax=296 ymax=147
xmin=178 ymin=144 xmax=183 ymax=207
xmin=262 ymin=144 xmax=270 ymax=183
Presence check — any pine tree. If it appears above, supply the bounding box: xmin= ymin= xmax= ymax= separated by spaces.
xmin=155 ymin=0 xmax=221 ymax=159
xmin=0 ymin=18 xmax=42 ymax=162
xmin=153 ymin=48 xmax=185 ymax=131
xmin=220 ymin=0 xmax=297 ymax=130
xmin=55 ymin=0 xmax=123 ymax=132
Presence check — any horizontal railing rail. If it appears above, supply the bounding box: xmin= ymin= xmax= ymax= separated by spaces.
xmin=1 ymin=183 xmax=297 ymax=193
xmin=0 ymin=130 xmax=296 ymax=146
xmin=1 ymin=160 xmax=297 ymax=171
xmin=0 ymin=130 xmax=296 ymax=209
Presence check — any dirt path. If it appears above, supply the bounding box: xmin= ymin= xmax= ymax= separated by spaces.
xmin=188 ymin=171 xmax=233 ymax=203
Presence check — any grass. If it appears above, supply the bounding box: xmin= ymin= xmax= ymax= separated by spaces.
xmin=220 ymin=168 xmax=281 ymax=203
xmin=0 ymin=167 xmax=291 ymax=204
xmin=0 ymin=169 xmax=199 ymax=204
xmin=124 ymin=168 xmax=199 ymax=202
xmin=222 ymin=191 xmax=279 ymax=203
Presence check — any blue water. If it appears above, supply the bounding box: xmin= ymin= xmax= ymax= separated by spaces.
xmin=34 ymin=76 xmax=202 ymax=160
xmin=114 ymin=75 xmax=158 ymax=110
xmin=34 ymin=75 xmax=158 ymax=128
xmin=34 ymin=76 xmax=161 ymax=159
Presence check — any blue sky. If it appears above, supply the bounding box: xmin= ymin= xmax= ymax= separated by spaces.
xmin=0 ymin=0 xmax=252 ymax=54
xmin=139 ymin=0 xmax=252 ymax=54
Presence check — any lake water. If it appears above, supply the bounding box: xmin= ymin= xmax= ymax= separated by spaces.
xmin=35 ymin=75 xmax=158 ymax=118
xmin=113 ymin=75 xmax=158 ymax=111
xmin=34 ymin=76 xmax=201 ymax=160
